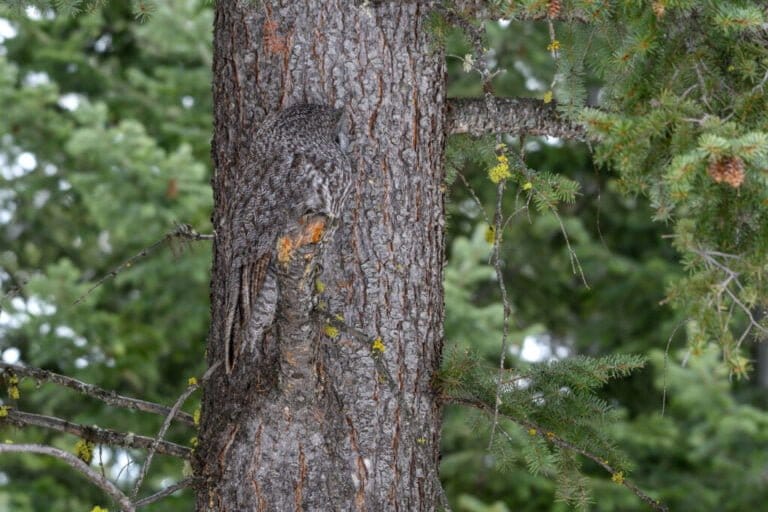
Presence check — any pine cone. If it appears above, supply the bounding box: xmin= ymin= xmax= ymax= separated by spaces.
xmin=548 ymin=0 xmax=562 ymax=18
xmin=707 ymin=156 xmax=745 ymax=188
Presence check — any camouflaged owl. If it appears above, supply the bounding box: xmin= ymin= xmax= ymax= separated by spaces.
xmin=222 ymin=104 xmax=352 ymax=373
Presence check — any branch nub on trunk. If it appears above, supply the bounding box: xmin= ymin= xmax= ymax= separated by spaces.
xmin=446 ymin=97 xmax=586 ymax=141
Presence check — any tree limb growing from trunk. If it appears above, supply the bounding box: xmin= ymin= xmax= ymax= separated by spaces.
xmin=446 ymin=98 xmax=586 ymax=140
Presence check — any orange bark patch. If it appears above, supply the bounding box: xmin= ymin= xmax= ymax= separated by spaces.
xmin=277 ymin=236 xmax=295 ymax=264
xmin=305 ymin=218 xmax=326 ymax=244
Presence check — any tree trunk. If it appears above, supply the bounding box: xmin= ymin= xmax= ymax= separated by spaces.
xmin=195 ymin=1 xmax=447 ymax=510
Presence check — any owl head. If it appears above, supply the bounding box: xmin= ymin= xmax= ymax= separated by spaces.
xmin=271 ymin=103 xmax=344 ymax=143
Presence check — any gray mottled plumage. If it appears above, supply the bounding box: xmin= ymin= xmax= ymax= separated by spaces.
xmin=223 ymin=104 xmax=352 ymax=373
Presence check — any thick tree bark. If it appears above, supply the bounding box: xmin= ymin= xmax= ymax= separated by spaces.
xmin=195 ymin=1 xmax=447 ymax=510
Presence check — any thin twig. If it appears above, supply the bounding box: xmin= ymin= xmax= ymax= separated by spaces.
xmin=550 ymin=206 xmax=589 ymax=288
xmin=662 ymin=321 xmax=684 ymax=417
xmin=131 ymin=362 xmax=219 ymax=499
xmin=455 ymin=169 xmax=492 ymax=227
xmin=0 ymin=443 xmax=135 ymax=512
xmin=441 ymin=0 xmax=513 ymax=451
xmin=73 ymin=223 xmax=213 ymax=305
xmin=0 ymin=363 xmax=194 ymax=427
xmin=692 ymin=247 xmax=768 ymax=342
xmin=135 ymin=477 xmax=195 ymax=508
xmin=2 ymin=409 xmax=191 ymax=458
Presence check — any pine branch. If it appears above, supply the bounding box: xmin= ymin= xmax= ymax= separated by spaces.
xmin=446 ymin=98 xmax=586 ymax=140
xmin=0 ymin=443 xmax=135 ymax=512
xmin=2 ymin=409 xmax=191 ymax=458
xmin=0 ymin=363 xmax=195 ymax=427
xmin=449 ymin=396 xmax=669 ymax=512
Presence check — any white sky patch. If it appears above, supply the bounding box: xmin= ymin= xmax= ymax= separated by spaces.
xmin=543 ymin=136 xmax=563 ymax=147
xmin=0 ymin=296 xmax=55 ymax=334
xmin=97 ymin=446 xmax=113 ymax=466
xmin=58 ymin=93 xmax=82 ymax=111
xmin=524 ymin=140 xmax=541 ymax=153
xmin=0 ymin=308 xmax=27 ymax=329
xmin=17 ymin=152 xmax=36 ymax=170
xmin=1 ymin=163 xmax=27 ymax=179
xmin=111 ymin=450 xmax=139 ymax=482
xmin=1 ymin=348 xmax=20 ymax=364
xmin=181 ymin=95 xmax=195 ymax=108
xmin=23 ymin=71 xmax=51 ymax=87
xmin=25 ymin=6 xmax=42 ymax=20
xmin=26 ymin=296 xmax=56 ymax=316
xmin=25 ymin=6 xmax=54 ymax=21
xmin=517 ymin=334 xmax=571 ymax=363
xmin=55 ymin=325 xmax=76 ymax=338
xmin=93 ymin=33 xmax=112 ymax=53
xmin=98 ymin=230 xmax=112 ymax=254
xmin=514 ymin=60 xmax=546 ymax=91
xmin=33 ymin=190 xmax=50 ymax=209
xmin=0 ymin=18 xmax=17 ymax=40
xmin=55 ymin=325 xmax=87 ymax=347
xmin=498 ymin=19 xmax=511 ymax=28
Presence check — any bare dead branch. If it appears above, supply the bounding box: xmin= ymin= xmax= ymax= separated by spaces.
xmin=449 ymin=396 xmax=669 ymax=512
xmin=132 ymin=362 xmax=219 ymax=499
xmin=2 ymin=409 xmax=191 ymax=458
xmin=0 ymin=363 xmax=195 ymax=427
xmin=135 ymin=477 xmax=195 ymax=508
xmin=446 ymin=98 xmax=586 ymax=140
xmin=73 ymin=223 xmax=213 ymax=305
xmin=0 ymin=443 xmax=135 ymax=512
xmin=692 ymin=247 xmax=768 ymax=346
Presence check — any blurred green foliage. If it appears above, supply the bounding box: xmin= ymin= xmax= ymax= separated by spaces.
xmin=0 ymin=1 xmax=767 ymax=511
xmin=0 ymin=2 xmax=212 ymax=510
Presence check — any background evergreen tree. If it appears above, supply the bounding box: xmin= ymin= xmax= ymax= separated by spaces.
xmin=1 ymin=1 xmax=767 ymax=511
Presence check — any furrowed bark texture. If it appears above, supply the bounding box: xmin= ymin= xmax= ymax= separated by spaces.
xmin=196 ymin=1 xmax=446 ymax=510
xmin=447 ymin=98 xmax=586 ymax=140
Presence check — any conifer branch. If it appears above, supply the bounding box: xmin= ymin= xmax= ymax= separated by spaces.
xmin=0 ymin=443 xmax=135 ymax=512
xmin=0 ymin=363 xmax=195 ymax=427
xmin=2 ymin=409 xmax=191 ymax=458
xmin=446 ymin=98 xmax=586 ymax=140
xmin=73 ymin=223 xmax=213 ymax=306
xmin=449 ymin=396 xmax=669 ymax=512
